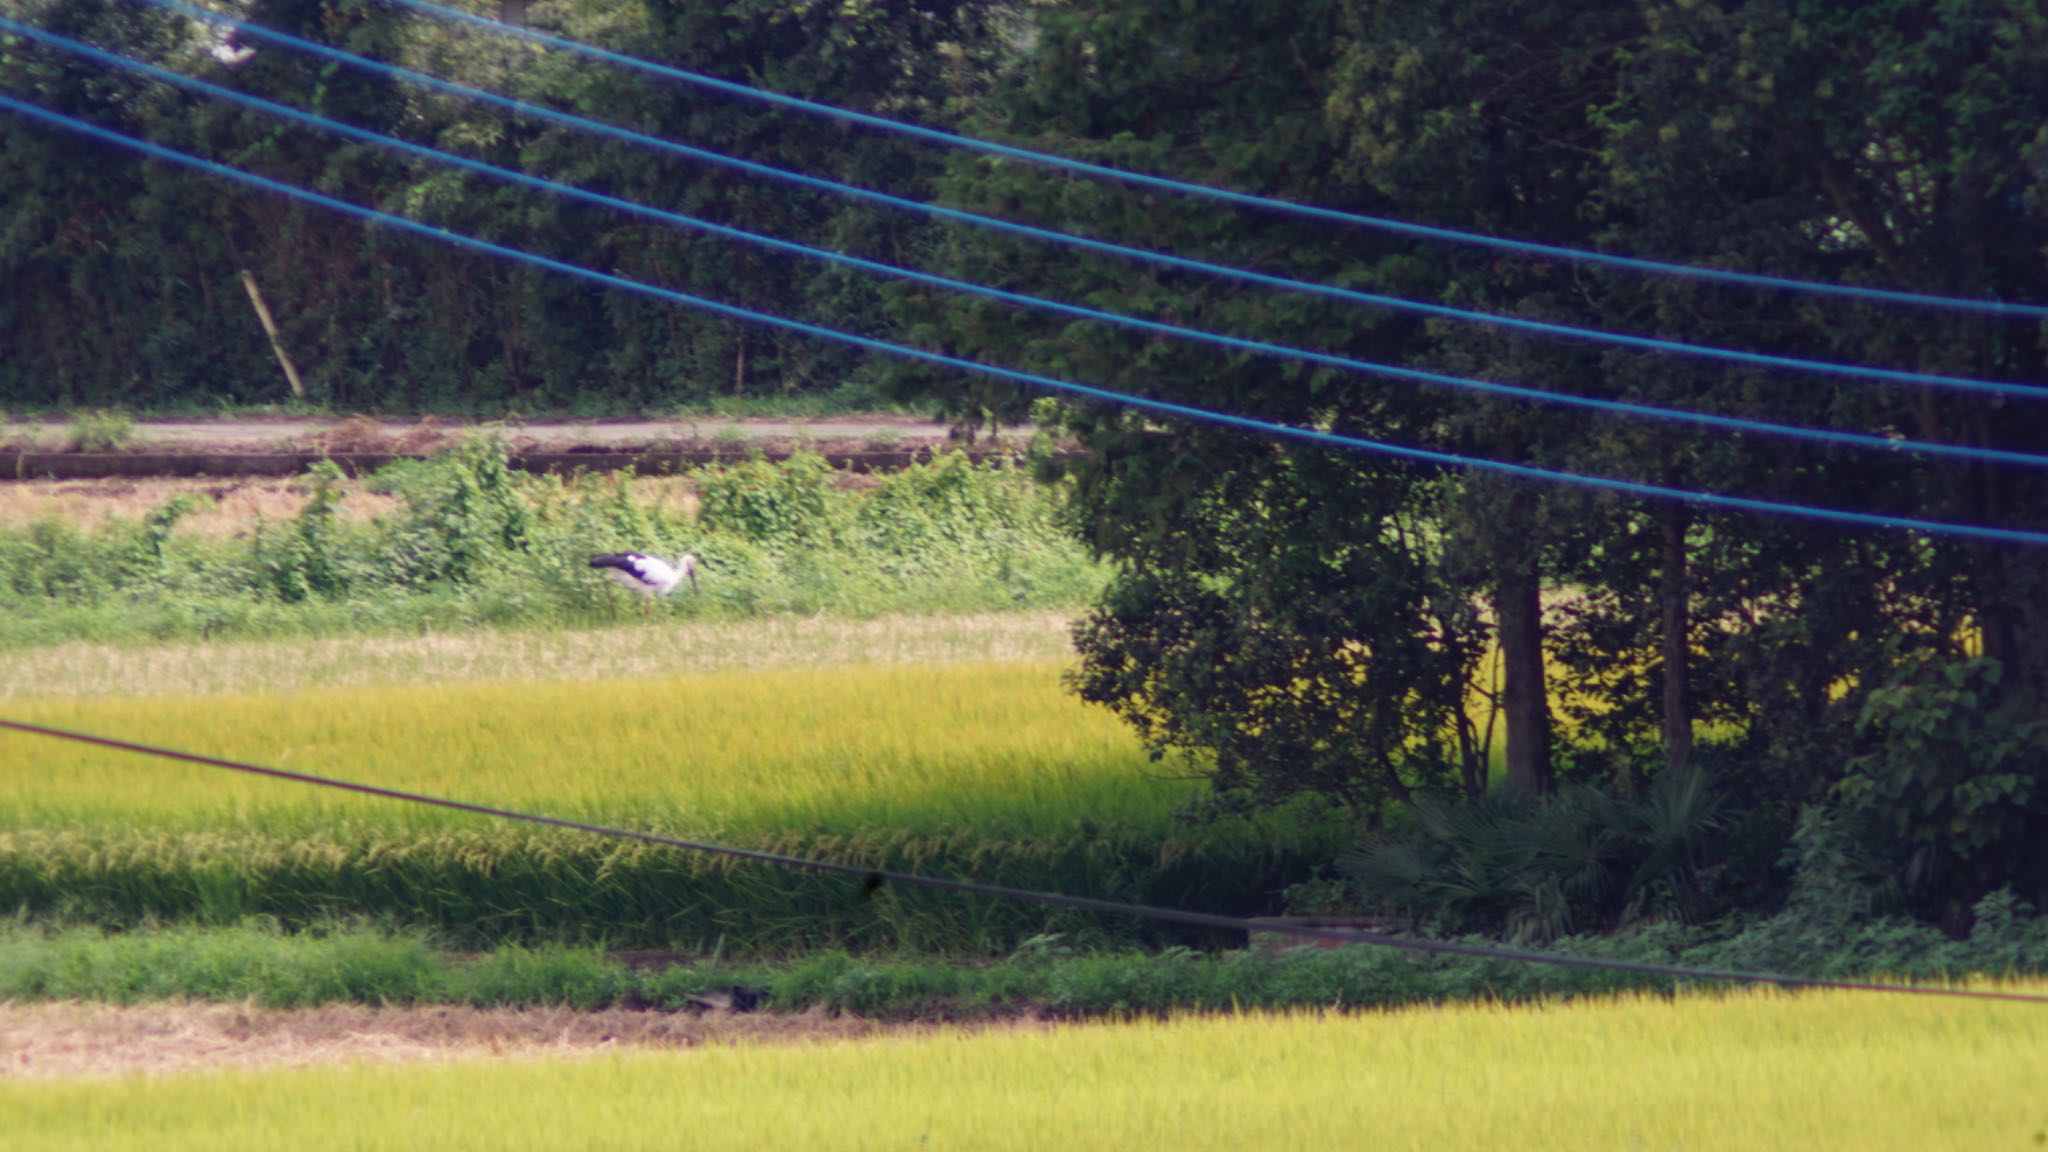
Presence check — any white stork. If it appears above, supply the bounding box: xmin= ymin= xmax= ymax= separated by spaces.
xmin=589 ymin=552 xmax=699 ymax=614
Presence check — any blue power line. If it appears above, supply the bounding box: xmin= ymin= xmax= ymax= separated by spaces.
xmin=4 ymin=93 xmax=2043 ymax=548
xmin=130 ymin=0 xmax=2048 ymax=403
xmin=20 ymin=20 xmax=2046 ymax=472
xmin=383 ymin=0 xmax=2048 ymax=321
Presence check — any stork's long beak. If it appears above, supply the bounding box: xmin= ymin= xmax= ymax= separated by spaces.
xmin=687 ymin=564 xmax=700 ymax=593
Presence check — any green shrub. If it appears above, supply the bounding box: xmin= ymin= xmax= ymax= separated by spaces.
xmin=1338 ymin=765 xmax=1730 ymax=941
xmin=67 ymin=409 xmax=134 ymax=453
xmin=1836 ymin=652 xmax=2048 ymax=915
xmin=696 ymin=452 xmax=841 ymax=547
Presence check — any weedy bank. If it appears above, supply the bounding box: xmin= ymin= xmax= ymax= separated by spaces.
xmin=0 ymin=662 xmax=1346 ymax=952
xmin=0 ymin=442 xmax=1103 ymax=648
xmin=7 ymin=986 xmax=2045 ymax=1150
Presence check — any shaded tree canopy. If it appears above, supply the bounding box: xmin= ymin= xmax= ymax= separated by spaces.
xmin=892 ymin=0 xmax=2048 ymax=915
xmin=0 ymin=0 xmax=1010 ymax=409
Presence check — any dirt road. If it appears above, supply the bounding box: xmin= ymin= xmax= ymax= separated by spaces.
xmin=1 ymin=1001 xmax=1036 ymax=1080
xmin=47 ymin=415 xmax=963 ymax=453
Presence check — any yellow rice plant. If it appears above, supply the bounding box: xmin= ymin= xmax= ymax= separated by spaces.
xmin=6 ymin=985 xmax=2045 ymax=1150
xmin=1 ymin=662 xmax=1332 ymax=948
xmin=0 ymin=662 xmax=1188 ymax=838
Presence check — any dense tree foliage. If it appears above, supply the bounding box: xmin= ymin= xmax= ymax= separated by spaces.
xmin=0 ymin=0 xmax=1009 ymax=408
xmin=895 ymin=0 xmax=2048 ymax=923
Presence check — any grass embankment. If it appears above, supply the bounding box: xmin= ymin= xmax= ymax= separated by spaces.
xmin=10 ymin=911 xmax=2042 ymax=1019
xmin=8 ymin=988 xmax=2045 ymax=1150
xmin=0 ymin=920 xmax=1687 ymax=1016
xmin=0 ymin=662 xmax=1346 ymax=952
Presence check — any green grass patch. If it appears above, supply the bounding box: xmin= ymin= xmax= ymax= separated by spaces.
xmin=4 ymin=914 xmax=2044 ymax=1016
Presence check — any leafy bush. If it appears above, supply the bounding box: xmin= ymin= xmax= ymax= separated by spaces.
xmin=1338 ymin=766 xmax=1730 ymax=941
xmin=66 ymin=408 xmax=134 ymax=453
xmin=1835 ymin=652 xmax=2048 ymax=916
xmin=258 ymin=460 xmax=350 ymax=602
xmin=696 ymin=452 xmax=841 ymax=548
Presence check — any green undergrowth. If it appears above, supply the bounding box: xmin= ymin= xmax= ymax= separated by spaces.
xmin=4 ymin=909 xmax=2042 ymax=1017
xmin=0 ymin=440 xmax=1101 ymax=649
xmin=0 ymin=824 xmax=1336 ymax=954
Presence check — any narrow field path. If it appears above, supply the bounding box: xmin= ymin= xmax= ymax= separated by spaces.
xmin=8 ymin=415 xmax=964 ymax=453
xmin=0 ymin=612 xmax=1076 ymax=699
xmin=1 ymin=1001 xmax=1030 ymax=1080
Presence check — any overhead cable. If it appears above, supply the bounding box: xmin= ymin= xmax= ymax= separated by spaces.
xmin=379 ymin=0 xmax=2048 ymax=320
xmin=129 ymin=0 xmax=2048 ymax=402
xmin=20 ymin=21 xmax=2047 ymax=471
xmin=5 ymin=714 xmax=2046 ymax=1004
xmin=5 ymin=94 xmax=2046 ymax=545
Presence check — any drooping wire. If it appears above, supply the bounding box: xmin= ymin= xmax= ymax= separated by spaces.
xmin=379 ymin=0 xmax=2048 ymax=320
xmin=3 ymin=92 xmax=2044 ymax=546
xmin=4 ymin=715 xmax=2045 ymax=1004
xmin=20 ymin=20 xmax=2047 ymax=472
xmin=127 ymin=0 xmax=2048 ymax=402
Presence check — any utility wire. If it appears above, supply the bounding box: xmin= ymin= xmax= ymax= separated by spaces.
xmin=3 ymin=714 xmax=2045 ymax=1004
xmin=6 ymin=92 xmax=2047 ymax=547
xmin=128 ymin=0 xmax=2048 ymax=402
xmin=21 ymin=21 xmax=2047 ymax=472
xmin=381 ymin=0 xmax=2048 ymax=320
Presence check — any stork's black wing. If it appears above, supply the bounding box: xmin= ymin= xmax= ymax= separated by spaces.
xmin=589 ymin=552 xmax=663 ymax=586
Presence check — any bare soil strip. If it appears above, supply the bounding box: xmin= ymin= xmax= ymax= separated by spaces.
xmin=0 ymin=1001 xmax=1032 ymax=1081
xmin=4 ymin=416 xmax=959 ymax=454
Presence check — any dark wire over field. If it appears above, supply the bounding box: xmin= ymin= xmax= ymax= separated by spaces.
xmin=6 ymin=716 xmax=2047 ymax=1005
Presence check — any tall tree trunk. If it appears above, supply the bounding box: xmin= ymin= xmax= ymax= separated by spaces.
xmin=1659 ymin=498 xmax=1693 ymax=780
xmin=1965 ymin=405 xmax=2048 ymax=713
xmin=1496 ymin=555 xmax=1552 ymax=795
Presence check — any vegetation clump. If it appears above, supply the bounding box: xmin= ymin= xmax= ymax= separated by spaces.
xmin=0 ymin=441 xmax=1101 ymax=648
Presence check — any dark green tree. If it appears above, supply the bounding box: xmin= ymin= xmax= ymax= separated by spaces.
xmin=0 ymin=0 xmax=1012 ymax=409
xmin=901 ymin=0 xmax=2048 ymax=916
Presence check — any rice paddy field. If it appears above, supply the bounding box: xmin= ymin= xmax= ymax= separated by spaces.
xmin=8 ymin=614 xmax=2042 ymax=1151
xmin=0 ymin=624 xmax=1346 ymax=951
xmin=9 ymin=986 xmax=2047 ymax=1151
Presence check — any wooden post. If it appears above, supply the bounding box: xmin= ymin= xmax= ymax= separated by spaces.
xmin=238 ymin=268 xmax=305 ymax=401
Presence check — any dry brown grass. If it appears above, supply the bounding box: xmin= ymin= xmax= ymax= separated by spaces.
xmin=0 ymin=479 xmax=399 ymax=540
xmin=289 ymin=416 xmax=448 ymax=455
xmin=0 ymin=475 xmax=712 ymax=539
xmin=0 ymin=1001 xmax=1023 ymax=1080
